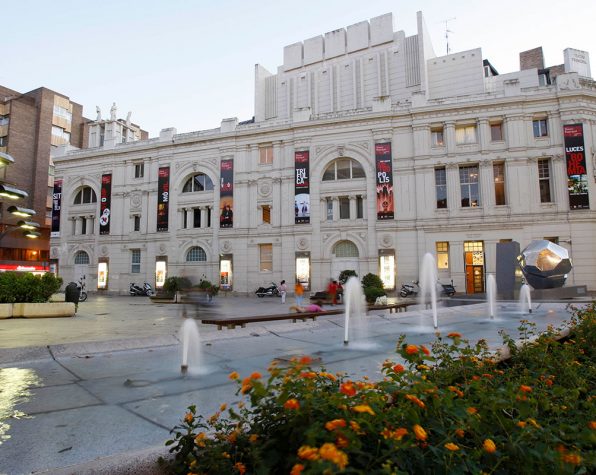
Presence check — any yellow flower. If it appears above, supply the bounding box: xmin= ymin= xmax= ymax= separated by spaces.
xmin=417 ymin=364 xmax=431 ymax=371
xmin=413 ymin=424 xmax=427 ymax=441
xmin=194 ymin=432 xmax=206 ymax=447
xmin=352 ymin=404 xmax=375 ymax=415
xmin=219 ymin=403 xmax=227 ymax=412
xmin=319 ymin=371 xmax=337 ymax=381
xmin=319 ymin=442 xmax=349 ymax=470
xmin=228 ymin=371 xmax=240 ymax=380
xmin=527 ymin=418 xmax=540 ymax=428
xmin=483 ymin=439 xmax=497 ymax=453
xmin=297 ymin=445 xmax=319 ymax=461
xmin=445 ymin=442 xmax=460 ymax=451
xmin=405 ymin=394 xmax=426 ymax=409
xmin=349 ymin=420 xmax=363 ymax=433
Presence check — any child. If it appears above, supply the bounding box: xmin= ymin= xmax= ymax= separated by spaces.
xmin=294 ymin=282 xmax=304 ymax=306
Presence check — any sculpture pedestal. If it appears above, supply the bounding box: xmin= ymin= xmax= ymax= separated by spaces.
xmin=531 ymin=285 xmax=588 ymax=300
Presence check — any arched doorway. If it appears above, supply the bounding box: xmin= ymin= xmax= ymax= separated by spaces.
xmin=331 ymin=240 xmax=360 ymax=281
xmin=73 ymin=250 xmax=90 ymax=283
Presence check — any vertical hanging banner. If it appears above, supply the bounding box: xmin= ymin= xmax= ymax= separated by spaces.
xmin=564 ymin=124 xmax=589 ymax=209
xmin=99 ymin=174 xmax=112 ymax=235
xmin=375 ymin=143 xmax=394 ymax=220
xmin=157 ymin=166 xmax=170 ymax=231
xmin=50 ymin=179 xmax=62 ymax=237
xmin=295 ymin=150 xmax=310 ymax=224
xmin=219 ymin=159 xmax=234 ymax=228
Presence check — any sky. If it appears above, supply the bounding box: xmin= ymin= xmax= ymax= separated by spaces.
xmin=4 ymin=0 xmax=595 ymax=137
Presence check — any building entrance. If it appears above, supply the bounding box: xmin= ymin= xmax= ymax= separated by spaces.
xmin=464 ymin=241 xmax=484 ymax=293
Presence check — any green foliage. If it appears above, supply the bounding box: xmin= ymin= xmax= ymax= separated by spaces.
xmin=338 ymin=270 xmax=357 ymax=285
xmin=164 ymin=304 xmax=596 ymax=475
xmin=163 ymin=276 xmax=192 ymax=296
xmin=363 ymin=285 xmax=386 ymax=303
xmin=197 ymin=278 xmax=219 ymax=296
xmin=361 ymin=272 xmax=384 ymax=290
xmin=0 ymin=272 xmax=62 ymax=303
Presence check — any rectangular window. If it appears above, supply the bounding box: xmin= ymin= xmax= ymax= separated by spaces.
xmin=339 ymin=197 xmax=350 ymax=219
xmin=53 ymin=105 xmax=72 ymax=122
xmin=193 ymin=208 xmax=201 ymax=228
xmin=326 ymin=199 xmax=333 ymax=221
xmin=459 ymin=164 xmax=480 ymax=207
xmin=356 ymin=196 xmax=363 ymax=219
xmin=207 ymin=208 xmax=211 ymax=227
xmin=262 ymin=205 xmax=271 ymax=224
xmin=259 ymin=145 xmax=273 ymax=164
xmin=493 ymin=162 xmax=506 ymax=205
xmin=436 ymin=242 xmax=449 ymax=269
xmin=538 ymin=158 xmax=552 ymax=203
xmin=544 ymin=236 xmax=559 ymax=244
xmin=259 ymin=244 xmax=272 ymax=272
xmin=533 ymin=118 xmax=548 ymax=138
xmin=134 ymin=163 xmax=144 ymax=178
xmin=51 ymin=125 xmax=70 ymax=142
xmin=455 ymin=125 xmax=477 ymax=144
xmin=81 ymin=217 xmax=87 ymax=235
xmin=0 ymin=115 xmax=9 ymax=126
xmin=435 ymin=167 xmax=447 ymax=209
xmin=131 ymin=249 xmax=141 ymax=273
xmin=0 ymin=136 xmax=7 ymax=147
xmin=133 ymin=215 xmax=140 ymax=232
xmin=431 ymin=127 xmax=444 ymax=147
xmin=490 ymin=122 xmax=503 ymax=141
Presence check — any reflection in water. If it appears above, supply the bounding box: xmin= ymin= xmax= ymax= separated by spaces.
xmin=0 ymin=367 xmax=41 ymax=445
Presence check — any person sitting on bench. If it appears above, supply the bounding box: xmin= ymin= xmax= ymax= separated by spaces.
xmin=289 ymin=301 xmax=324 ymax=313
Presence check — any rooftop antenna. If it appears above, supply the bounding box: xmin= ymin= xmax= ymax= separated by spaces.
xmin=443 ymin=17 xmax=456 ymax=55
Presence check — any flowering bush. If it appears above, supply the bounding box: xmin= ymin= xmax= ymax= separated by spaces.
xmin=164 ymin=304 xmax=595 ymax=474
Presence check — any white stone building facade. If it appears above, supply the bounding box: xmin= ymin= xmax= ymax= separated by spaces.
xmin=50 ymin=12 xmax=596 ymax=295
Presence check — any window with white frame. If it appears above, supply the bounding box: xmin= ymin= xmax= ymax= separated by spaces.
xmin=490 ymin=122 xmax=504 ymax=141
xmin=339 ymin=197 xmax=350 ymax=219
xmin=74 ymin=250 xmax=90 ymax=264
xmin=322 ymin=158 xmax=365 ymax=181
xmin=326 ymin=199 xmax=333 ymax=221
xmin=431 ymin=127 xmax=444 ymax=147
xmin=259 ymin=244 xmax=272 ymax=271
xmin=73 ymin=186 xmax=97 ymax=204
xmin=435 ymin=167 xmax=447 ymax=209
xmin=186 ymin=246 xmax=207 ymax=262
xmin=133 ymin=215 xmax=140 ymax=232
xmin=131 ymin=249 xmax=141 ymax=273
xmin=533 ymin=118 xmax=548 ymax=138
xmin=436 ymin=242 xmax=449 ymax=269
xmin=182 ymin=173 xmax=214 ymax=193
xmin=459 ymin=165 xmax=480 ymax=207
xmin=134 ymin=163 xmax=144 ymax=178
xmin=53 ymin=105 xmax=72 ymax=122
xmin=356 ymin=196 xmax=363 ymax=219
xmin=493 ymin=162 xmax=506 ymax=205
xmin=259 ymin=145 xmax=273 ymax=164
xmin=538 ymin=158 xmax=552 ymax=203
xmin=51 ymin=125 xmax=71 ymax=143
xmin=455 ymin=124 xmax=477 ymax=145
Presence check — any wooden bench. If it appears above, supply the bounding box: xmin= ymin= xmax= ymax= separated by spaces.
xmin=200 ymin=302 xmax=414 ymax=330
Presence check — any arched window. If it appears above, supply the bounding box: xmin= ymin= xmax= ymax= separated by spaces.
xmin=186 ymin=246 xmax=207 ymax=262
xmin=322 ymin=158 xmax=365 ymax=181
xmin=74 ymin=250 xmax=90 ymax=264
xmin=182 ymin=173 xmax=214 ymax=193
xmin=73 ymin=186 xmax=97 ymax=204
xmin=333 ymin=241 xmax=359 ymax=258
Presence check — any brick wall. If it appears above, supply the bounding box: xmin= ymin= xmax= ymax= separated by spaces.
xmin=520 ymin=47 xmax=544 ymax=70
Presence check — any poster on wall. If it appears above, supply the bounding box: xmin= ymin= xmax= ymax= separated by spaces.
xmin=157 ymin=166 xmax=170 ymax=231
xmin=564 ymin=124 xmax=589 ymax=209
xmin=99 ymin=174 xmax=112 ymax=235
xmin=294 ymin=150 xmax=310 ymax=224
xmin=50 ymin=179 xmax=62 ymax=237
xmin=219 ymin=159 xmax=234 ymax=228
xmin=375 ymin=143 xmax=394 ymax=220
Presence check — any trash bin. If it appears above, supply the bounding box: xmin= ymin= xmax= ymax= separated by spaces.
xmin=65 ymin=282 xmax=81 ymax=304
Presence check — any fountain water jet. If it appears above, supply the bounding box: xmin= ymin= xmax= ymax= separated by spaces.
xmin=519 ymin=284 xmax=532 ymax=314
xmin=180 ymin=317 xmax=202 ymax=374
xmin=343 ymin=276 xmax=366 ymax=345
xmin=419 ymin=253 xmax=438 ymax=329
xmin=487 ymin=274 xmax=497 ymax=319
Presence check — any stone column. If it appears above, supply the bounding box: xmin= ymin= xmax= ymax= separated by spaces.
xmin=332 ymin=197 xmax=339 ymax=221
xmin=75 ymin=217 xmax=82 ymax=235
xmin=445 ymin=121 xmax=456 ymax=156
xmin=478 ymin=118 xmax=490 ymax=153
xmin=446 ymin=163 xmax=459 ymax=210
xmin=320 ymin=197 xmax=327 ymax=223
xmin=201 ymin=207 xmax=207 ymax=228
xmin=552 ymin=154 xmax=567 ymax=208
xmin=479 ymin=160 xmax=494 ymax=208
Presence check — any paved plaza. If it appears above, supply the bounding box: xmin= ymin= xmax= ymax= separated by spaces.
xmin=0 ymin=294 xmax=586 ymax=474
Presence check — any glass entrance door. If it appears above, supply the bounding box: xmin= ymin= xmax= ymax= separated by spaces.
xmin=464 ymin=241 xmax=484 ymax=293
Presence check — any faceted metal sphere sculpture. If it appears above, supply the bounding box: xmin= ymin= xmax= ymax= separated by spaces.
xmin=518 ymin=240 xmax=572 ymax=289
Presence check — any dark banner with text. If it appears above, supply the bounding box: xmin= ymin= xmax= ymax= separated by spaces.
xmin=50 ymin=179 xmax=62 ymax=237
xmin=564 ymin=124 xmax=589 ymax=210
xmin=375 ymin=143 xmax=394 ymax=220
xmin=99 ymin=174 xmax=112 ymax=235
xmin=220 ymin=159 xmax=234 ymax=228
xmin=157 ymin=167 xmax=170 ymax=231
xmin=295 ymin=150 xmax=310 ymax=224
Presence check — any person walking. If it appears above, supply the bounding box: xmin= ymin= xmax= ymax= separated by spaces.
xmin=279 ymin=280 xmax=287 ymax=304
xmin=294 ymin=282 xmax=304 ymax=306
xmin=327 ymin=279 xmax=338 ymax=305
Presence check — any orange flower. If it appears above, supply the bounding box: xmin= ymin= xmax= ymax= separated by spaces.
xmin=297 ymin=445 xmax=319 ymax=461
xmin=284 ymin=399 xmax=300 ymax=410
xmin=184 ymin=412 xmax=194 ymax=423
xmin=340 ymin=382 xmax=357 ymax=397
xmin=519 ymin=385 xmax=532 ymax=393
xmin=349 ymin=420 xmax=362 ymax=433
xmin=483 ymin=439 xmax=497 ymax=453
xmin=336 ymin=433 xmax=349 ymax=448
xmin=588 ymin=421 xmax=596 ymax=430
xmin=300 ymin=371 xmax=317 ymax=379
xmin=299 ymin=356 xmax=312 ymax=365
xmin=417 ymin=364 xmax=431 ymax=371
xmin=466 ymin=407 xmax=478 ymax=415
xmin=413 ymin=424 xmax=428 ymax=441
xmin=405 ymin=344 xmax=419 ymax=355
xmin=527 ymin=418 xmax=540 ymax=428
xmin=405 ymin=394 xmax=426 ymax=409
xmin=392 ymin=364 xmax=405 ymax=373
xmin=194 ymin=432 xmax=206 ymax=447
xmin=447 ymin=332 xmax=462 ymax=339
xmin=421 ymin=345 xmax=431 ymax=356
xmin=353 ymin=405 xmax=375 ymax=415
xmin=241 ymin=382 xmax=252 ymax=394
xmin=455 ymin=429 xmax=465 ymax=438
xmin=382 ymin=427 xmax=408 ymax=441
xmin=319 ymin=371 xmax=337 ymax=381
xmin=447 ymin=386 xmax=464 ymax=397
xmin=250 ymin=371 xmax=262 ymax=380
xmin=517 ymin=421 xmax=527 ymax=428
xmin=249 ymin=434 xmax=258 ymax=443
xmin=319 ymin=442 xmax=349 ymax=470
xmin=325 ymin=419 xmax=347 ymax=431
xmin=234 ymin=462 xmax=246 ymax=474
xmin=445 ymin=442 xmax=460 ymax=451
xmin=228 ymin=371 xmax=240 ymax=380
xmin=220 ymin=403 xmax=227 ymax=411
xmin=290 ymin=463 xmax=305 ymax=475
xmin=562 ymin=453 xmax=582 ymax=465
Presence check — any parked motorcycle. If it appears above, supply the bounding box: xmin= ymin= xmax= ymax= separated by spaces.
xmin=439 ymin=280 xmax=456 ymax=297
xmin=399 ymin=280 xmax=419 ymax=298
xmin=255 ymin=282 xmax=280 ymax=298
xmin=77 ymin=275 xmax=88 ymax=302
xmin=129 ymin=282 xmax=154 ymax=296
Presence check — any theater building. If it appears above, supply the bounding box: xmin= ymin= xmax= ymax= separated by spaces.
xmin=50 ymin=12 xmax=596 ymax=295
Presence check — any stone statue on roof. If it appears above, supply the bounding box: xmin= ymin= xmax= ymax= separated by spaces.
xmin=96 ymin=106 xmax=101 ymax=121
xmin=110 ymin=102 xmax=117 ymax=121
